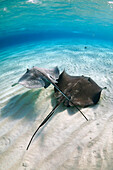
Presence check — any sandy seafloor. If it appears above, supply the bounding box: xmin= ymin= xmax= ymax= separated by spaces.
xmin=0 ymin=38 xmax=113 ymax=170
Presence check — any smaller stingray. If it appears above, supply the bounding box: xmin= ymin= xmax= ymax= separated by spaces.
xmin=12 ymin=66 xmax=60 ymax=88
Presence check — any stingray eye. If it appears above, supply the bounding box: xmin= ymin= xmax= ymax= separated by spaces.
xmin=88 ymin=77 xmax=91 ymax=82
xmin=26 ymin=69 xmax=29 ymax=73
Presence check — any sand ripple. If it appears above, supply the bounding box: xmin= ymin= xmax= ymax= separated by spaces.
xmin=0 ymin=40 xmax=113 ymax=170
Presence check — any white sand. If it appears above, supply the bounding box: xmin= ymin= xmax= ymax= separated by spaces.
xmin=0 ymin=39 xmax=113 ymax=170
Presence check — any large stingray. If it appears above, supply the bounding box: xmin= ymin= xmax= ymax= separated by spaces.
xmin=54 ymin=70 xmax=102 ymax=107
xmin=12 ymin=67 xmax=104 ymax=150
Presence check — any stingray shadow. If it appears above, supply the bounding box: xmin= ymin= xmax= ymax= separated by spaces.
xmin=50 ymin=92 xmax=79 ymax=116
xmin=33 ymin=93 xmax=66 ymax=140
xmin=38 ymin=91 xmax=101 ymax=140
xmin=34 ymin=92 xmax=79 ymax=143
xmin=1 ymin=89 xmax=42 ymax=121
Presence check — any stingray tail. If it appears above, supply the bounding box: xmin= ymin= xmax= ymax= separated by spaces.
xmin=12 ymin=82 xmax=18 ymax=87
xmin=26 ymin=101 xmax=61 ymax=150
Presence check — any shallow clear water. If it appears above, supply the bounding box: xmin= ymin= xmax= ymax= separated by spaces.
xmin=0 ymin=0 xmax=113 ymax=47
xmin=0 ymin=1 xmax=113 ymax=170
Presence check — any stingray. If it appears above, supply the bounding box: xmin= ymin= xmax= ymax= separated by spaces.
xmin=12 ymin=67 xmax=104 ymax=150
xmin=54 ymin=70 xmax=103 ymax=107
xmin=12 ymin=66 xmax=60 ymax=89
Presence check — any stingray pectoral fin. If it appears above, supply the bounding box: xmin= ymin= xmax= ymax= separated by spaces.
xmin=44 ymin=81 xmax=51 ymax=88
xmin=49 ymin=75 xmax=58 ymax=83
xmin=47 ymin=66 xmax=59 ymax=80
xmin=18 ymin=67 xmax=48 ymax=89
xmin=19 ymin=77 xmax=46 ymax=89
xmin=103 ymin=87 xmax=107 ymax=90
xmin=52 ymin=66 xmax=60 ymax=79
xmin=72 ymin=97 xmax=94 ymax=107
xmin=92 ymin=91 xmax=102 ymax=104
xmin=82 ymin=100 xmax=94 ymax=107
xmin=43 ymin=66 xmax=59 ymax=84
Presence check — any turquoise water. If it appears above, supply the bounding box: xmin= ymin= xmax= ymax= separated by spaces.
xmin=0 ymin=0 xmax=113 ymax=47
xmin=0 ymin=1 xmax=113 ymax=170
